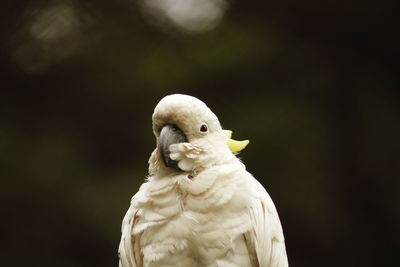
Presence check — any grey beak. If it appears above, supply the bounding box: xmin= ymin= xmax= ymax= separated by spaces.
xmin=159 ymin=124 xmax=187 ymax=170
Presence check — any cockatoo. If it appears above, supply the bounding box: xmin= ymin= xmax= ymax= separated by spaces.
xmin=119 ymin=94 xmax=288 ymax=267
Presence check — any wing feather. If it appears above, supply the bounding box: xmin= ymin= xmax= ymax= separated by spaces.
xmin=119 ymin=201 xmax=142 ymax=267
xmin=245 ymin=177 xmax=288 ymax=267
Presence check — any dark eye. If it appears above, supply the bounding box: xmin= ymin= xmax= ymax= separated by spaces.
xmin=200 ymin=124 xmax=208 ymax=132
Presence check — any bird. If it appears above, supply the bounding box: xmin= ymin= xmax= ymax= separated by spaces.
xmin=118 ymin=94 xmax=288 ymax=267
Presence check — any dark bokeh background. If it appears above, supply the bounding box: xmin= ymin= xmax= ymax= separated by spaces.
xmin=1 ymin=0 xmax=399 ymax=266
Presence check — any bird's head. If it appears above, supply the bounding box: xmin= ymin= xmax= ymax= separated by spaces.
xmin=149 ymin=94 xmax=249 ymax=175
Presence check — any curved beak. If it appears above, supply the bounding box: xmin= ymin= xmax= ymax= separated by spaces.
xmin=158 ymin=124 xmax=187 ymax=170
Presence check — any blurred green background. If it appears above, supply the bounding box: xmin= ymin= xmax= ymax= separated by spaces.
xmin=0 ymin=0 xmax=399 ymax=266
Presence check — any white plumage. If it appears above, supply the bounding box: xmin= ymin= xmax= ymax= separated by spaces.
xmin=119 ymin=94 xmax=288 ymax=267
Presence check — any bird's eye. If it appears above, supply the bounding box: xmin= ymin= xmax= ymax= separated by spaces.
xmin=200 ymin=124 xmax=208 ymax=132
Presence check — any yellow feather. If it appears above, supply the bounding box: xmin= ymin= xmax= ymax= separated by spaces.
xmin=223 ymin=129 xmax=249 ymax=153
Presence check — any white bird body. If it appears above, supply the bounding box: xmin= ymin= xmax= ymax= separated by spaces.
xmin=119 ymin=94 xmax=288 ymax=267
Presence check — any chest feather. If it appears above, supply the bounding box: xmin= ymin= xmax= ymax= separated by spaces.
xmin=132 ymin=166 xmax=252 ymax=266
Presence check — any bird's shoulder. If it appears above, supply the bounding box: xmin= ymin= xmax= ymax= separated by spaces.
xmin=242 ymin=175 xmax=288 ymax=267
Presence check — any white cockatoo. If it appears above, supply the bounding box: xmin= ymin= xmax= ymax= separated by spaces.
xmin=119 ymin=94 xmax=288 ymax=267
